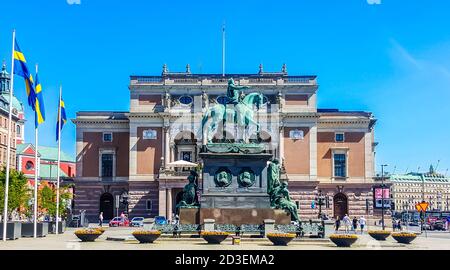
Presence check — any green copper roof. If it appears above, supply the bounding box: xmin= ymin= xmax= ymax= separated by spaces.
xmin=390 ymin=172 xmax=450 ymax=183
xmin=16 ymin=143 xmax=75 ymax=162
xmin=1 ymin=94 xmax=24 ymax=113
xmin=39 ymin=164 xmax=68 ymax=179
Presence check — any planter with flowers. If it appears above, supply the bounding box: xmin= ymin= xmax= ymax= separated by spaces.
xmin=266 ymin=233 xmax=296 ymax=246
xmin=74 ymin=228 xmax=103 ymax=242
xmin=368 ymin=230 xmax=391 ymax=241
xmin=200 ymin=231 xmax=230 ymax=244
xmin=132 ymin=230 xmax=161 ymax=243
xmin=329 ymin=234 xmax=358 ymax=247
xmin=391 ymin=232 xmax=417 ymax=244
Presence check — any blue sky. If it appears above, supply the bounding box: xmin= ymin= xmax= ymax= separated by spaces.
xmin=1 ymin=0 xmax=449 ymax=175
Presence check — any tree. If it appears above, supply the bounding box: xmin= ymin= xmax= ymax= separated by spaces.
xmin=38 ymin=184 xmax=72 ymax=219
xmin=0 ymin=168 xmax=31 ymax=219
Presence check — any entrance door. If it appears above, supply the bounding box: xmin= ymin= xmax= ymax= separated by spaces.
xmin=100 ymin=193 xmax=114 ymax=220
xmin=333 ymin=193 xmax=348 ymax=219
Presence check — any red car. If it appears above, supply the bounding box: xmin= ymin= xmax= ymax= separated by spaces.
xmin=109 ymin=217 xmax=130 ymax=227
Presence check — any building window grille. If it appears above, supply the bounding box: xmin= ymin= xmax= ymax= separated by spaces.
xmin=335 ymin=133 xmax=345 ymax=142
xmin=101 ymin=154 xmax=113 ymax=177
xmin=103 ymin=132 xmax=113 ymax=142
xmin=334 ymin=154 xmax=347 ymax=178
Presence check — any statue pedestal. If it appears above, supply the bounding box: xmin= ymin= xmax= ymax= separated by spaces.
xmin=179 ymin=208 xmax=200 ymax=224
xmin=199 ymin=208 xmax=291 ymax=226
xmin=199 ymin=151 xmax=273 ymax=210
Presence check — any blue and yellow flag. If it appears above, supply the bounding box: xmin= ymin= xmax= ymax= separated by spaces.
xmin=13 ymin=38 xmax=37 ymax=109
xmin=33 ymin=72 xmax=46 ymax=127
xmin=56 ymin=95 xmax=67 ymax=141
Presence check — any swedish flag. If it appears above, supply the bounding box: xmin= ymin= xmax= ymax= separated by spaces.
xmin=13 ymin=38 xmax=37 ymax=109
xmin=34 ymin=72 xmax=46 ymax=127
xmin=56 ymin=95 xmax=67 ymax=141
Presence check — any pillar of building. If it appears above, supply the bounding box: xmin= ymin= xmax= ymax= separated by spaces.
xmin=166 ymin=188 xmax=173 ymax=221
xmin=279 ymin=124 xmax=284 ymax=161
xmin=164 ymin=126 xmax=170 ymax=169
xmin=158 ymin=189 xmax=167 ymax=217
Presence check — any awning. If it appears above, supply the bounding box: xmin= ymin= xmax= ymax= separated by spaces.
xmin=167 ymin=160 xmax=198 ymax=167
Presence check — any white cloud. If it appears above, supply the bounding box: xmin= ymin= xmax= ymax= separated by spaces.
xmin=67 ymin=0 xmax=81 ymax=5
xmin=367 ymin=0 xmax=381 ymax=4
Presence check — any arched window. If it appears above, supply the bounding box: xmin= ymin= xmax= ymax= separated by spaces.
xmin=16 ymin=125 xmax=21 ymax=135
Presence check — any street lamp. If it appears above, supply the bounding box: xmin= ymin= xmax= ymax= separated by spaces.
xmin=381 ymin=164 xmax=389 ymax=230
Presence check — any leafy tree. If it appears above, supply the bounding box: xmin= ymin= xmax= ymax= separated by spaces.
xmin=0 ymin=168 xmax=31 ymax=219
xmin=38 ymin=185 xmax=72 ymax=218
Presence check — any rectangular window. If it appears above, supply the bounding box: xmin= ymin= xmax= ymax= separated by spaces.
xmin=334 ymin=153 xmax=347 ymax=178
xmin=335 ymin=133 xmax=345 ymax=142
xmin=103 ymin=132 xmax=113 ymax=142
xmin=101 ymin=153 xmax=113 ymax=177
xmin=146 ymin=200 xmax=152 ymax=210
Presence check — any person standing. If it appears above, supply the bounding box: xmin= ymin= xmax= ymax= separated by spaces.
xmin=352 ymin=217 xmax=358 ymax=232
xmin=359 ymin=216 xmax=366 ymax=234
xmin=342 ymin=214 xmax=351 ymax=233
xmin=335 ymin=216 xmax=341 ymax=232
xmin=99 ymin=212 xmax=104 ymax=227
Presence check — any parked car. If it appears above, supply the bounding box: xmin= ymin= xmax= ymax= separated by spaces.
xmin=109 ymin=217 xmax=130 ymax=227
xmin=154 ymin=216 xmax=167 ymax=225
xmin=130 ymin=217 xmax=145 ymax=227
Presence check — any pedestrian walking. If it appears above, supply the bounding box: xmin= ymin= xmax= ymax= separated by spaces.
xmin=352 ymin=217 xmax=358 ymax=231
xmin=98 ymin=212 xmax=104 ymax=227
xmin=343 ymin=214 xmax=351 ymax=233
xmin=359 ymin=216 xmax=366 ymax=234
xmin=446 ymin=216 xmax=450 ymax=232
xmin=397 ymin=219 xmax=402 ymax=231
xmin=335 ymin=216 xmax=341 ymax=232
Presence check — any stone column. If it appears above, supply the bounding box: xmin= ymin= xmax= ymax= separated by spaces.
xmin=164 ymin=126 xmax=170 ymax=169
xmin=158 ymin=189 xmax=167 ymax=217
xmin=264 ymin=219 xmax=275 ymax=236
xmin=279 ymin=124 xmax=284 ymax=161
xmin=170 ymin=143 xmax=176 ymax=163
xmin=309 ymin=125 xmax=317 ymax=181
xmin=166 ymin=188 xmax=173 ymax=221
xmin=204 ymin=219 xmax=215 ymax=231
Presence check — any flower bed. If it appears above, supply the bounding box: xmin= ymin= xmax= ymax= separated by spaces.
xmin=74 ymin=228 xmax=103 ymax=242
xmin=329 ymin=234 xmax=358 ymax=247
xmin=132 ymin=230 xmax=161 ymax=244
xmin=200 ymin=231 xmax=230 ymax=244
xmin=368 ymin=230 xmax=391 ymax=241
xmin=391 ymin=232 xmax=417 ymax=244
xmin=266 ymin=233 xmax=296 ymax=246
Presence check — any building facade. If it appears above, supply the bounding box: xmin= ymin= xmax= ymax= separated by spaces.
xmin=73 ymin=64 xmax=378 ymax=221
xmin=16 ymin=143 xmax=76 ymax=186
xmin=0 ymin=62 xmax=26 ymax=169
xmin=389 ymin=166 xmax=450 ymax=213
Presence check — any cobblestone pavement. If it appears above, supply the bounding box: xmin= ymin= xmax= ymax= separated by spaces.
xmin=0 ymin=227 xmax=449 ymax=250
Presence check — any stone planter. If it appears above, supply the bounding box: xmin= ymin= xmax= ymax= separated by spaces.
xmin=74 ymin=228 xmax=103 ymax=242
xmin=267 ymin=233 xmax=296 ymax=246
xmin=49 ymin=221 xmax=66 ymax=234
xmin=132 ymin=231 xmax=161 ymax=243
xmin=0 ymin=222 xmax=22 ymax=240
xmin=391 ymin=233 xmax=417 ymax=244
xmin=21 ymin=222 xmax=49 ymax=237
xmin=201 ymin=232 xmax=230 ymax=244
xmin=329 ymin=234 xmax=358 ymax=247
xmin=368 ymin=231 xmax=391 ymax=241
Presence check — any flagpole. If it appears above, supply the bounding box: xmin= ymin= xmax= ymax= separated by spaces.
xmin=3 ymin=29 xmax=16 ymax=242
xmin=33 ymin=64 xmax=39 ymax=238
xmin=55 ymin=85 xmax=62 ymax=235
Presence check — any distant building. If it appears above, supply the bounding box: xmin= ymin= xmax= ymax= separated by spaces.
xmin=0 ymin=62 xmax=26 ymax=169
xmin=73 ymin=64 xmax=378 ymax=221
xmin=16 ymin=143 xmax=76 ymax=186
xmin=388 ymin=166 xmax=450 ymax=212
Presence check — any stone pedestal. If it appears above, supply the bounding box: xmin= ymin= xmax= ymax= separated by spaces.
xmin=264 ymin=219 xmax=275 ymax=236
xmin=199 ymin=151 xmax=273 ymax=209
xmin=204 ymin=219 xmax=215 ymax=231
xmin=179 ymin=208 xmax=200 ymax=224
xmin=199 ymin=208 xmax=290 ymax=226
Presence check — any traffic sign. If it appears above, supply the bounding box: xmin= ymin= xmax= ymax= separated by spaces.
xmin=415 ymin=202 xmax=429 ymax=212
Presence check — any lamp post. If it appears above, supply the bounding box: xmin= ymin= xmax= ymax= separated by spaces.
xmin=317 ymin=190 xmax=325 ymax=219
xmin=120 ymin=191 xmax=129 ymax=218
xmin=381 ymin=164 xmax=388 ymax=230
